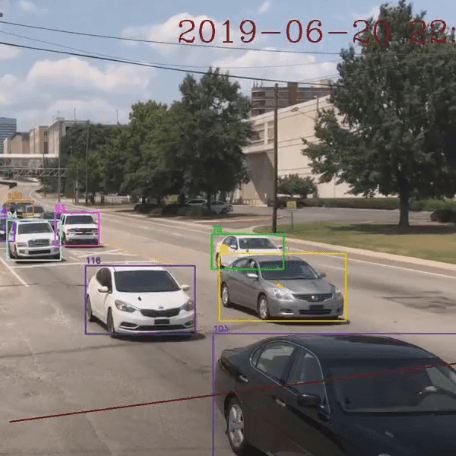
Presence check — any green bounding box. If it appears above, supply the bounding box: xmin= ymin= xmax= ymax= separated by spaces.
xmin=211 ymin=224 xmax=286 ymax=271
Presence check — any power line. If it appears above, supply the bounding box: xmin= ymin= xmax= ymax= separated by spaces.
xmin=0 ymin=29 xmax=342 ymax=71
xmin=0 ymin=40 xmax=333 ymax=86
xmin=0 ymin=20 xmax=343 ymax=56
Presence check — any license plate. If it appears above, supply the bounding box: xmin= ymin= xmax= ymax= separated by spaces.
xmin=155 ymin=319 xmax=170 ymax=325
xmin=309 ymin=305 xmax=324 ymax=310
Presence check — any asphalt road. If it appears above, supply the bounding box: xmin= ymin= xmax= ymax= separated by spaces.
xmin=1 ymin=183 xmax=456 ymax=456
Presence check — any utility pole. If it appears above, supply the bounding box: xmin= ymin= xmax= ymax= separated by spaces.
xmin=57 ymin=121 xmax=61 ymax=203
xmin=272 ymin=83 xmax=279 ymax=233
xmin=85 ymin=120 xmax=89 ymax=204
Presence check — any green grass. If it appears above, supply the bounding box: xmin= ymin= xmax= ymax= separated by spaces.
xmin=254 ymin=222 xmax=456 ymax=264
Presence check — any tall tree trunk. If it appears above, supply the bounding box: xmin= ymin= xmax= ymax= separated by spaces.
xmin=398 ymin=175 xmax=409 ymax=227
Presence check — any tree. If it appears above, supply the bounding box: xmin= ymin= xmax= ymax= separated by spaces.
xmin=278 ymin=174 xmax=315 ymax=198
xmin=302 ymin=0 xmax=456 ymax=227
xmin=60 ymin=123 xmax=112 ymax=199
xmin=171 ymin=67 xmax=253 ymax=211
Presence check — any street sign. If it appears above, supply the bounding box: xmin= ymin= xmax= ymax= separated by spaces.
xmin=168 ymin=194 xmax=179 ymax=203
xmin=287 ymin=200 xmax=297 ymax=210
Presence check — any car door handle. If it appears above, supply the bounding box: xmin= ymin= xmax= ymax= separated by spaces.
xmin=274 ymin=397 xmax=286 ymax=407
xmin=238 ymin=374 xmax=249 ymax=383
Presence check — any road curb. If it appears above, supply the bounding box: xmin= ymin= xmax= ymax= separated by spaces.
xmin=246 ymin=224 xmax=456 ymax=271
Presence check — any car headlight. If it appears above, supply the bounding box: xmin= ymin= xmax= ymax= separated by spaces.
xmin=114 ymin=300 xmax=137 ymax=313
xmin=16 ymin=242 xmax=27 ymax=247
xmin=181 ymin=299 xmax=194 ymax=312
xmin=93 ymin=230 xmax=98 ymax=235
xmin=334 ymin=287 xmax=343 ymax=298
xmin=272 ymin=288 xmax=294 ymax=301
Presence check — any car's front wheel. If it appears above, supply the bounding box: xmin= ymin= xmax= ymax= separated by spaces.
xmin=226 ymin=398 xmax=250 ymax=455
xmin=8 ymin=244 xmax=16 ymax=259
xmin=106 ymin=309 xmax=117 ymax=336
xmin=221 ymin=283 xmax=232 ymax=308
xmin=257 ymin=294 xmax=270 ymax=320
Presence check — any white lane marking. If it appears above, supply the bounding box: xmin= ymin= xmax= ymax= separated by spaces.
xmin=98 ymin=249 xmax=120 ymax=255
xmin=0 ymin=257 xmax=30 ymax=287
xmin=304 ymin=253 xmax=456 ymax=279
xmin=11 ymin=262 xmax=82 ymax=268
xmin=348 ymin=257 xmax=456 ymax=279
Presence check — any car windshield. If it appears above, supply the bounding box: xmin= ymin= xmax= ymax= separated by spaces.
xmin=327 ymin=358 xmax=456 ymax=414
xmin=260 ymin=260 xmax=320 ymax=280
xmin=17 ymin=223 xmax=53 ymax=234
xmin=114 ymin=270 xmax=181 ymax=293
xmin=65 ymin=215 xmax=95 ymax=224
xmin=238 ymin=238 xmax=277 ymax=249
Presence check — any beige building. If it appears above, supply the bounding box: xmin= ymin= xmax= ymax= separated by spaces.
xmin=47 ymin=118 xmax=90 ymax=157
xmin=3 ymin=132 xmax=30 ymax=154
xmin=29 ymin=126 xmax=49 ymax=155
xmin=240 ymin=95 xmax=376 ymax=205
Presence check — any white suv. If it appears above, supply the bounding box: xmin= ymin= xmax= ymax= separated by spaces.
xmin=8 ymin=219 xmax=60 ymax=260
xmin=58 ymin=213 xmax=99 ymax=246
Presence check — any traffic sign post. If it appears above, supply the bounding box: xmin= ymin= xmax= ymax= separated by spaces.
xmin=287 ymin=201 xmax=297 ymax=231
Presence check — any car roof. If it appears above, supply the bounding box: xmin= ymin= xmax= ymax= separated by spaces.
xmin=233 ymin=235 xmax=274 ymax=239
xmin=16 ymin=218 xmax=50 ymax=223
xmin=109 ymin=266 xmax=167 ymax=272
xmin=258 ymin=335 xmax=436 ymax=360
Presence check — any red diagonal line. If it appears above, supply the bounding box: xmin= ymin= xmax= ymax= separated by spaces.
xmin=10 ymin=360 xmax=456 ymax=423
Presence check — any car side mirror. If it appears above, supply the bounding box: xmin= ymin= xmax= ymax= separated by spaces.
xmin=319 ymin=272 xmax=327 ymax=278
xmin=297 ymin=393 xmax=322 ymax=408
xmin=246 ymin=273 xmax=258 ymax=279
xmin=181 ymin=284 xmax=190 ymax=291
xmin=97 ymin=286 xmax=109 ymax=293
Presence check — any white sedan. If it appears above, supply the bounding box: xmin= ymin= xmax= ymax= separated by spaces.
xmin=86 ymin=266 xmax=195 ymax=336
xmin=215 ymin=235 xmax=284 ymax=267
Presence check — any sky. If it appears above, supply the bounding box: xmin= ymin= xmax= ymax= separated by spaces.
xmin=0 ymin=0 xmax=455 ymax=131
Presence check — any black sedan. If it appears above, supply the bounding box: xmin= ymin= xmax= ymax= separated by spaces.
xmin=215 ymin=334 xmax=456 ymax=456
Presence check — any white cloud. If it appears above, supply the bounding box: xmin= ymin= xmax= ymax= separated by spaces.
xmin=20 ymin=99 xmax=131 ymax=128
xmin=0 ymin=57 xmax=157 ymax=129
xmin=351 ymin=5 xmax=380 ymax=20
xmin=0 ymin=43 xmax=21 ymax=59
xmin=18 ymin=0 xmax=47 ymax=14
xmin=25 ymin=57 xmax=155 ymax=92
xmin=258 ymin=0 xmax=272 ymax=14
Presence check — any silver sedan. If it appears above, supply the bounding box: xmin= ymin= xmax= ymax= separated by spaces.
xmin=220 ymin=254 xmax=344 ymax=320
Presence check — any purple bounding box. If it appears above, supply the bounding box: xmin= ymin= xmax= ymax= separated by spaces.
xmin=84 ymin=263 xmax=197 ymax=336
xmin=54 ymin=210 xmax=101 ymax=248
xmin=1 ymin=219 xmax=16 ymax=243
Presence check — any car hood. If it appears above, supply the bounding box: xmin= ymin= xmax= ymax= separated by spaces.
xmin=15 ymin=232 xmax=54 ymax=242
xmin=264 ymin=278 xmax=332 ymax=294
xmin=337 ymin=413 xmax=456 ymax=456
xmin=115 ymin=290 xmax=190 ymax=309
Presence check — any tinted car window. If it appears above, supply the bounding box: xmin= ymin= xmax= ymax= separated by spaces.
xmin=17 ymin=223 xmax=53 ymax=234
xmin=287 ymin=349 xmax=327 ymax=400
xmin=65 ymin=215 xmax=95 ymax=224
xmin=328 ymin=358 xmax=456 ymax=413
xmin=255 ymin=343 xmax=296 ymax=382
xmin=238 ymin=238 xmax=277 ymax=249
xmin=260 ymin=260 xmax=319 ymax=280
xmin=114 ymin=270 xmax=180 ymax=293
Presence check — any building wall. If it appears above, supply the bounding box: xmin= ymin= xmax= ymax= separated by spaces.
xmin=3 ymin=133 xmax=30 ymax=154
xmin=0 ymin=117 xmax=17 ymax=154
xmin=241 ymin=95 xmax=380 ymax=204
xmin=30 ymin=126 xmax=49 ymax=155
